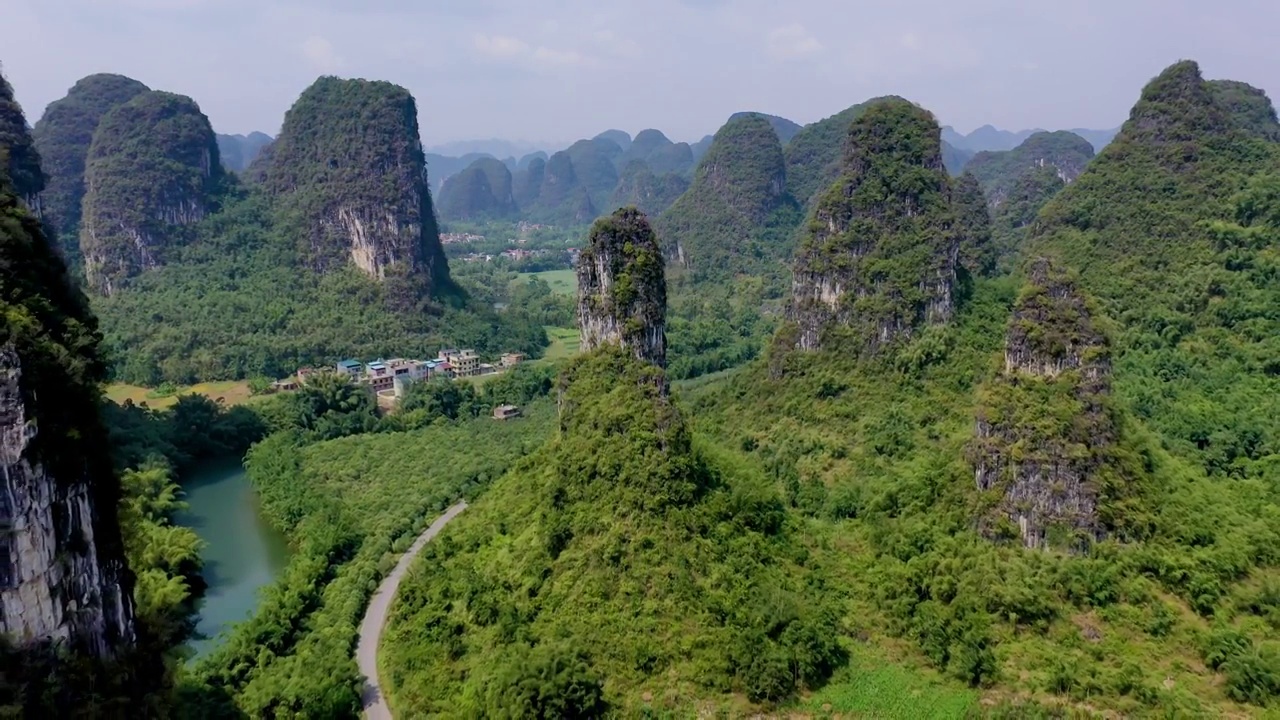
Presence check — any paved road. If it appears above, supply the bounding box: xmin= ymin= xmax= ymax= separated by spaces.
xmin=358 ymin=501 xmax=468 ymax=719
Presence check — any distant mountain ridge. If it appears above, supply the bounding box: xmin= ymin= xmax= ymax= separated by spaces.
xmin=943 ymin=124 xmax=1120 ymax=153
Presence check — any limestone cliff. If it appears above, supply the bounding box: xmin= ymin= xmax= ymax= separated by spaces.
xmin=79 ymin=90 xmax=222 ymax=296
xmin=0 ymin=176 xmax=134 ymax=656
xmin=970 ymin=258 xmax=1115 ymax=550
xmin=260 ymin=76 xmax=451 ymax=291
xmin=32 ymin=74 xmax=150 ymax=256
xmin=577 ymin=207 xmax=667 ymax=368
xmin=789 ymin=98 xmax=958 ymax=352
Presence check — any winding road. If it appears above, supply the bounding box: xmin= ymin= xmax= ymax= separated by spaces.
xmin=358 ymin=501 xmax=468 ymax=719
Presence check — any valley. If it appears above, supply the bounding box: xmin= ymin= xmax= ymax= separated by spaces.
xmin=0 ymin=11 xmax=1278 ymax=718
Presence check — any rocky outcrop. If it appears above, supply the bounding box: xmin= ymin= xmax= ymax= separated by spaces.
xmin=0 ymin=73 xmax=46 ymax=215
xmin=0 ymin=176 xmax=134 ymax=657
xmin=789 ymin=98 xmax=958 ymax=351
xmin=970 ymin=258 xmax=1113 ymax=551
xmin=0 ymin=347 xmax=133 ymax=653
xmin=80 ymin=91 xmax=222 ymax=295
xmin=577 ymin=207 xmax=667 ymax=368
xmin=31 ymin=74 xmax=150 ymax=262
xmin=964 ymin=131 xmax=1095 ymax=207
xmin=261 ymin=76 xmax=451 ymax=291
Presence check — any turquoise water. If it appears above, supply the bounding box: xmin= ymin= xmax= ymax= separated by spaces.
xmin=176 ymin=458 xmax=291 ymax=655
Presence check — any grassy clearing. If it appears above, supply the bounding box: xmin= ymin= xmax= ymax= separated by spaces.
xmin=104 ymin=380 xmax=255 ymax=409
xmin=797 ymin=645 xmax=979 ymax=718
xmin=518 ymin=268 xmax=577 ymax=296
xmin=538 ymin=326 xmax=581 ymax=363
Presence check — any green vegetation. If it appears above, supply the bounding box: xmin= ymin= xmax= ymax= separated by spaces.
xmin=963 ymin=131 xmax=1095 ymax=206
xmin=258 ymin=76 xmax=451 ymax=292
xmin=94 ymin=190 xmax=549 ymax=385
xmin=791 ymin=98 xmax=958 ymax=350
xmin=609 ymin=159 xmax=688 ymax=216
xmin=382 ymin=347 xmax=844 ymax=715
xmin=181 ymin=397 xmax=557 ymax=716
xmin=215 ymin=131 xmax=271 ymax=173
xmin=730 ymin=111 xmax=803 ymax=144
xmin=656 ymin=112 xmax=798 ymax=276
xmin=953 ymin=171 xmax=995 ymax=277
xmin=0 ymin=74 xmax=46 ymax=205
xmin=80 ymin=90 xmax=224 ymax=295
xmin=517 ymin=268 xmax=577 ymax=296
xmin=437 ymin=157 xmax=518 ymax=221
xmin=32 ymin=74 xmax=150 ymax=264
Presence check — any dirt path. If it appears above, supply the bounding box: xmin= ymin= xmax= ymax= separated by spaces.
xmin=357 ymin=501 xmax=468 ymax=719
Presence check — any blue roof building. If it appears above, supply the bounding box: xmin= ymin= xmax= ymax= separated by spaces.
xmin=337 ymin=359 xmax=362 ymax=374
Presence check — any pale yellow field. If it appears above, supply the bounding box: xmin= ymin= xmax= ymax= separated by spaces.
xmin=104 ymin=380 xmax=255 ymax=409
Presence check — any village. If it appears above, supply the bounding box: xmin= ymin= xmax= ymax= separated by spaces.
xmin=270 ymin=347 xmax=527 ymax=418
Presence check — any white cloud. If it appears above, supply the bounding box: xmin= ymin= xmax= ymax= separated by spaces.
xmin=768 ymin=23 xmax=823 ymax=60
xmin=300 ymin=35 xmax=344 ymax=71
xmin=473 ymin=33 xmax=529 ymax=58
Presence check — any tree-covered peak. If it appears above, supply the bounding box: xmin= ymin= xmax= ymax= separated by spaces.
xmin=729 ymin=111 xmax=802 ymax=144
xmin=783 ymin=95 xmax=908 ymax=206
xmin=436 ymin=156 xmax=517 ymax=222
xmin=1122 ymin=60 xmax=1232 ymax=148
xmin=963 ymin=130 xmax=1094 ymax=207
xmin=655 ymin=112 xmax=797 ymax=277
xmin=0 ymin=71 xmax=45 ymax=205
xmin=1207 ymin=79 xmax=1280 ymax=141
xmin=593 ymin=129 xmax=631 ymax=151
xmin=844 ymin=98 xmax=944 ymax=176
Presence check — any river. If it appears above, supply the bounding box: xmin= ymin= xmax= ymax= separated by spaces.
xmin=177 ymin=457 xmax=291 ymax=656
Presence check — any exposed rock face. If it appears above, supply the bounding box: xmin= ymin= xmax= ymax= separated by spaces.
xmin=0 ymin=73 xmax=46 ymax=214
xmin=964 ymin=131 xmax=1095 ymax=207
xmin=31 ymin=74 xmax=150 ymax=261
xmin=0 ymin=179 xmax=134 ymax=656
xmin=0 ymin=347 xmax=133 ymax=653
xmin=577 ymin=207 xmax=667 ymax=368
xmin=655 ymin=113 xmax=795 ymax=274
xmin=789 ymin=98 xmax=958 ymax=351
xmin=80 ymin=91 xmax=222 ymax=295
xmin=970 ymin=258 xmax=1113 ymax=550
xmin=261 ymin=76 xmax=450 ymax=290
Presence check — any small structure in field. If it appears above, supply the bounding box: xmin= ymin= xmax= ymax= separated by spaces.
xmin=493 ymin=404 xmax=521 ymax=421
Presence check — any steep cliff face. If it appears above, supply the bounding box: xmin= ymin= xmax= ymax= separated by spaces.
xmin=436 ymin=157 xmax=517 ymax=221
xmin=0 ymin=73 xmax=45 ymax=214
xmin=31 ymin=74 xmax=149 ymax=262
xmin=261 ymin=76 xmax=450 ymax=290
xmin=577 ymin=207 xmax=667 ymax=368
xmin=970 ymin=258 xmax=1118 ymax=550
xmin=964 ymin=131 xmax=1095 ymax=207
xmin=80 ymin=91 xmax=222 ymax=296
xmin=655 ymin=113 xmax=797 ymax=277
xmin=789 ymin=99 xmax=958 ymax=352
xmin=0 ymin=176 xmax=134 ymax=656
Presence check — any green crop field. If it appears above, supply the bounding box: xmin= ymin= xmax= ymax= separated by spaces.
xmin=519 ymin=268 xmax=577 ymax=296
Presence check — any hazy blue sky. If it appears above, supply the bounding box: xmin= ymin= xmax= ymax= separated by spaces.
xmin=3 ymin=0 xmax=1275 ymax=147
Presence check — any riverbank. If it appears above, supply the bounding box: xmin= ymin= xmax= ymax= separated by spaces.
xmin=175 ymin=457 xmax=290 ymax=656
